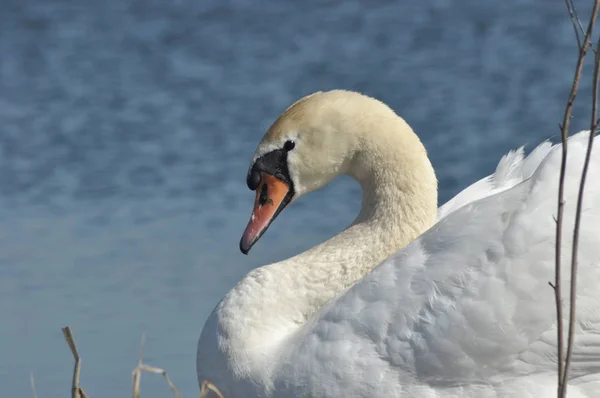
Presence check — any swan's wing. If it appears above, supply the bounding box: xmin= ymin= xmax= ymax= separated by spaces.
xmin=437 ymin=139 xmax=554 ymax=219
xmin=280 ymin=131 xmax=600 ymax=394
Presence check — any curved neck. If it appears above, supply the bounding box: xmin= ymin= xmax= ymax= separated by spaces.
xmin=285 ymin=119 xmax=439 ymax=310
xmin=211 ymin=119 xmax=438 ymax=387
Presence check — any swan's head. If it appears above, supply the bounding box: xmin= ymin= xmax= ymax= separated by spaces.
xmin=240 ymin=90 xmax=401 ymax=254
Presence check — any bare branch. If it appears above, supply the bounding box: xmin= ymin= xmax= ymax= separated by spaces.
xmin=566 ymin=0 xmax=587 ymax=49
xmin=556 ymin=1 xmax=600 ymax=397
xmin=561 ymin=34 xmax=600 ymax=394
xmin=62 ymin=326 xmax=89 ymax=398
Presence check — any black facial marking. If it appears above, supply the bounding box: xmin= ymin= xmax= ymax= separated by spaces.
xmin=250 ymin=148 xmax=293 ymax=188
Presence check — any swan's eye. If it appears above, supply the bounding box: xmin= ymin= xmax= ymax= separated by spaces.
xmin=283 ymin=140 xmax=295 ymax=151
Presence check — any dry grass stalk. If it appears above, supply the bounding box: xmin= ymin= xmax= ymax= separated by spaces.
xmin=61 ymin=326 xmax=203 ymax=398
xmin=30 ymin=373 xmax=38 ymax=398
xmin=132 ymin=363 xmax=182 ymax=398
xmin=62 ymin=326 xmax=89 ymax=398
xmin=131 ymin=333 xmax=183 ymax=398
xmin=199 ymin=380 xmax=225 ymax=398
xmin=554 ymin=1 xmax=600 ymax=397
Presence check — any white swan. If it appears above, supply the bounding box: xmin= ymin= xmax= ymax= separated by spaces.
xmin=197 ymin=90 xmax=600 ymax=397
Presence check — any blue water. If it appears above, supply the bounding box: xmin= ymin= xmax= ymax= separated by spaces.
xmin=0 ymin=0 xmax=597 ymax=396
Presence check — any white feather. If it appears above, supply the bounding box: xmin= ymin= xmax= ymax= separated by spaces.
xmin=197 ymin=90 xmax=600 ymax=397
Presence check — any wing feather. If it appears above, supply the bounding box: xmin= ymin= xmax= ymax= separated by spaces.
xmin=276 ymin=131 xmax=600 ymax=396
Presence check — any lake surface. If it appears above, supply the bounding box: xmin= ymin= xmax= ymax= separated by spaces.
xmin=0 ymin=0 xmax=597 ymax=396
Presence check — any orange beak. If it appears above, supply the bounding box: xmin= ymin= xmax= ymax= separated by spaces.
xmin=240 ymin=173 xmax=291 ymax=254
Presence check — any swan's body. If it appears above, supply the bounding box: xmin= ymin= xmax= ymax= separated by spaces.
xmin=197 ymin=90 xmax=600 ymax=397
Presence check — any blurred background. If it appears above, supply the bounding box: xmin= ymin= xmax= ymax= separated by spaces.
xmin=0 ymin=0 xmax=597 ymax=396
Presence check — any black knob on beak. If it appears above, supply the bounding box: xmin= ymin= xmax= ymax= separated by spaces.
xmin=247 ymin=167 xmax=262 ymax=190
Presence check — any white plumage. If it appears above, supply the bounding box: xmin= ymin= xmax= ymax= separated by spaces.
xmin=197 ymin=90 xmax=600 ymax=397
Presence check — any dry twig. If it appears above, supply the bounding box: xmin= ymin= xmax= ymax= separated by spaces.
xmin=62 ymin=326 xmax=89 ymax=398
xmin=566 ymin=0 xmax=587 ymax=50
xmin=562 ymin=35 xmax=600 ymax=395
xmin=554 ymin=1 xmax=600 ymax=397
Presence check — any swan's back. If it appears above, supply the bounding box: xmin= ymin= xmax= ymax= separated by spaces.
xmin=272 ymin=131 xmax=600 ymax=397
xmin=437 ymin=139 xmax=554 ymax=219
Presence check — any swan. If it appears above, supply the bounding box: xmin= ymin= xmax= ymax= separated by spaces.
xmin=197 ymin=90 xmax=600 ymax=397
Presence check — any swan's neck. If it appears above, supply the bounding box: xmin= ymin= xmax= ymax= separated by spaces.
xmin=211 ymin=121 xmax=438 ymax=386
xmin=285 ymin=127 xmax=439 ymax=307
